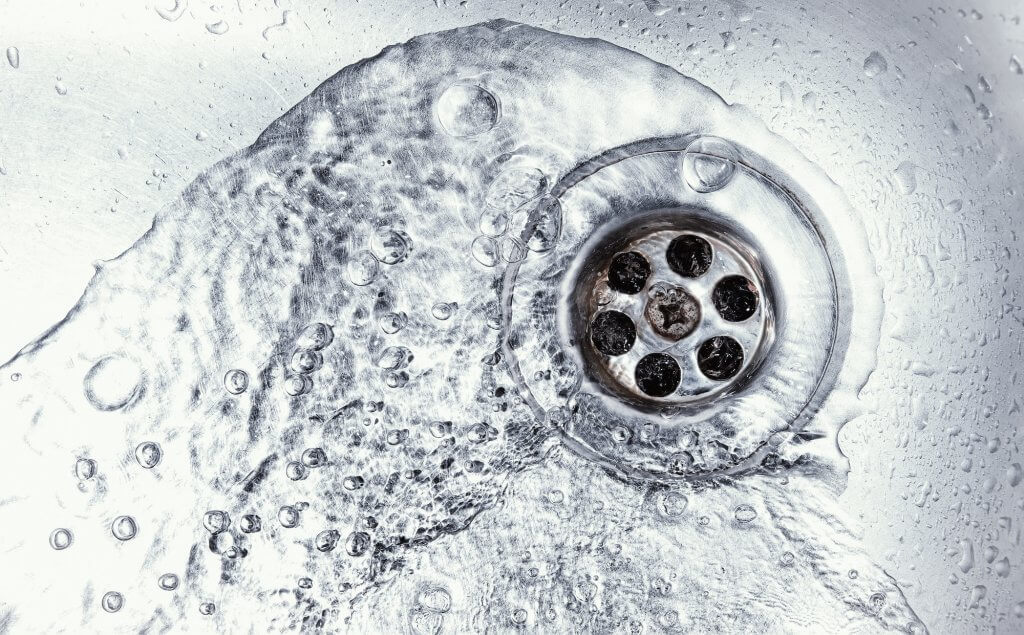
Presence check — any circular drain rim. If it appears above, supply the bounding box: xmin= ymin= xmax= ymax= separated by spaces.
xmin=502 ymin=134 xmax=856 ymax=483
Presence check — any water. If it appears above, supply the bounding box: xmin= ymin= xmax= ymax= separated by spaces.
xmin=0 ymin=3 xmax=1021 ymax=633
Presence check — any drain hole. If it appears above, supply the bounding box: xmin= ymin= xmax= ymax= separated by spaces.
xmin=666 ymin=234 xmax=712 ymax=278
xmin=644 ymin=284 xmax=700 ymax=341
xmin=590 ymin=311 xmax=637 ymax=356
xmin=607 ymin=251 xmax=651 ymax=294
xmin=712 ymin=275 xmax=758 ymax=322
xmin=635 ymin=353 xmax=681 ymax=397
xmin=697 ymin=336 xmax=745 ymax=380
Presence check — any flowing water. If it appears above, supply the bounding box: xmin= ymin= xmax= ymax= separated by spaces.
xmin=0 ymin=2 xmax=1022 ymax=633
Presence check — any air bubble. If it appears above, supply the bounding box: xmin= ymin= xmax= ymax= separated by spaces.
xmin=657 ymin=492 xmax=689 ymax=517
xmin=590 ymin=311 xmax=636 ymax=356
xmin=635 ymin=353 xmax=681 ymax=397
xmin=296 ymin=322 xmax=333 ymax=350
xmin=111 ymin=515 xmax=138 ymax=541
xmin=283 ymin=373 xmax=312 ymax=396
xmin=75 ymin=457 xmax=97 ymax=480
xmin=681 ymin=136 xmax=738 ymax=193
xmin=712 ymin=275 xmax=759 ymax=322
xmin=370 ymin=228 xmax=411 ymax=265
xmin=158 ymin=573 xmax=179 ymax=591
xmin=666 ymin=234 xmax=713 ymax=278
xmin=134 ymin=441 xmax=162 ymax=469
xmin=347 ymin=250 xmax=380 ymax=286
xmin=734 ymin=504 xmax=757 ymax=523
xmin=484 ymin=167 xmax=547 ymax=217
xmin=377 ymin=346 xmax=413 ymax=370
xmin=499 ymin=236 xmax=526 ymax=263
xmin=223 ymin=369 xmax=249 ymax=394
xmin=239 ymin=514 xmax=262 ymax=533
xmin=199 ymin=602 xmax=216 ymax=616
xmin=429 ymin=421 xmax=452 ymax=437
xmin=301 ymin=447 xmax=327 ymax=467
xmin=607 ymin=251 xmax=651 ymax=294
xmin=101 ymin=591 xmax=124 ymax=613
xmin=286 ymin=461 xmax=308 ymax=481
xmin=471 ymin=235 xmax=500 ymax=267
xmin=379 ymin=311 xmax=408 ymax=334
xmin=205 ymin=20 xmax=229 ymax=35
xmin=345 ymin=531 xmax=371 ymax=556
xmin=203 ymin=510 xmax=230 ymax=534
xmin=697 ymin=336 xmax=745 ymax=380
xmin=83 ymin=355 xmax=141 ymax=411
xmin=49 ymin=528 xmax=73 ymax=550
xmin=278 ymin=505 xmax=300 ymax=528
xmin=863 ymin=51 xmax=888 ymax=77
xmin=289 ymin=349 xmax=323 ymax=374
xmin=431 ymin=302 xmax=456 ymax=320
xmin=435 ymin=82 xmax=500 ymax=137
xmin=315 ymin=529 xmax=341 ymax=552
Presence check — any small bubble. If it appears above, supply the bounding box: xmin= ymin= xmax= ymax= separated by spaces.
xmin=377 ymin=346 xmax=413 ymax=370
xmin=379 ymin=311 xmax=408 ymax=334
xmin=370 ymin=228 xmax=411 ymax=265
xmin=681 ymin=136 xmax=738 ymax=193
xmin=55 ymin=81 xmax=68 ymax=96
xmin=283 ymin=373 xmax=312 ymax=396
xmin=315 ymin=529 xmax=341 ymax=552
xmin=285 ymin=461 xmax=308 ymax=481
xmin=111 ymin=515 xmax=138 ymax=541
xmin=205 ymin=20 xmax=229 ymax=35
xmin=84 ymin=355 xmax=142 ymax=411
xmin=863 ymin=51 xmax=888 ymax=77
xmin=278 ymin=505 xmax=300 ymax=528
xmin=345 ymin=531 xmax=371 ymax=556
xmin=301 ymin=447 xmax=327 ymax=468
xmin=436 ymin=82 xmax=500 ymax=137
xmin=734 ymin=504 xmax=757 ymax=523
xmin=484 ymin=167 xmax=547 ymax=216
xmin=10 ymin=372 xmax=21 ymax=381
xmin=202 ymin=510 xmax=230 ymax=534
xmin=471 ymin=235 xmax=500 ymax=267
xmin=158 ymin=573 xmax=179 ymax=591
xmin=199 ymin=602 xmax=216 ymax=615
xmin=343 ymin=476 xmax=365 ymax=490
xmin=155 ymin=0 xmax=187 ymax=21
xmin=75 ymin=457 xmax=97 ymax=480
xmin=499 ymin=236 xmax=526 ymax=263
xmin=780 ymin=551 xmax=795 ymax=566
xmin=428 ymin=421 xmax=452 ymax=438
xmin=49 ymin=528 xmax=73 ymax=550
xmin=431 ymin=302 xmax=456 ymax=321
xmin=134 ymin=441 xmax=162 ymax=469
xmin=101 ymin=591 xmax=124 ymax=613
xmin=1011 ymin=55 xmax=1023 ymax=75
xmin=386 ymin=371 xmax=410 ymax=389
xmin=6 ymin=46 xmax=20 ymax=69
xmin=657 ymin=492 xmax=689 ymax=517
xmin=296 ymin=322 xmax=333 ymax=350
xmin=511 ymin=608 xmax=529 ymax=624
xmin=223 ymin=369 xmax=249 ymax=394
xmin=298 ymin=577 xmax=313 ymax=589
xmin=417 ymin=586 xmax=452 ymax=613
xmin=239 ymin=514 xmax=262 ymax=533
xmin=289 ymin=349 xmax=323 ymax=374
xmin=347 ymin=250 xmax=379 ymax=286
xmin=848 ymin=569 xmax=859 ymax=579
xmin=386 ymin=429 xmax=409 ymax=445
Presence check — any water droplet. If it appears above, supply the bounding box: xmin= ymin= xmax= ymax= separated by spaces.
xmin=54 ymin=81 xmax=68 ymax=95
xmin=370 ymin=228 xmax=411 ymax=265
xmin=158 ymin=573 xmax=179 ymax=590
xmin=285 ymin=460 xmax=308 ymax=481
xmin=75 ymin=457 xmax=97 ymax=480
xmin=681 ymin=137 xmax=738 ymax=193
xmin=296 ymin=322 xmax=333 ymax=350
xmin=278 ymin=505 xmax=300 ymax=528
xmin=436 ymin=82 xmax=499 ymax=137
xmin=205 ymin=20 xmax=229 ymax=35
xmin=315 ymin=529 xmax=341 ymax=552
xmin=134 ymin=441 xmax=162 ymax=469
xmin=155 ymin=0 xmax=187 ymax=21
xmin=223 ymin=368 xmax=249 ymax=394
xmin=1011 ymin=55 xmax=1023 ymax=75
xmin=202 ymin=510 xmax=230 ymax=534
xmin=471 ymin=235 xmax=499 ymax=267
xmin=893 ymin=161 xmax=917 ymax=195
xmin=199 ymin=602 xmax=216 ymax=615
xmin=289 ymin=349 xmax=323 ymax=374
xmin=863 ymin=51 xmax=888 ymax=77
xmin=6 ymin=46 xmax=20 ymax=69
xmin=524 ymin=196 xmax=561 ymax=253
xmin=239 ymin=514 xmax=261 ymax=533
xmin=379 ymin=312 xmax=408 ymax=334
xmin=301 ymin=447 xmax=327 ymax=468
xmin=345 ymin=531 xmax=370 ymax=556
xmin=347 ymin=250 xmax=379 ymax=286
xmin=84 ymin=355 xmax=142 ymax=411
xmin=431 ymin=302 xmax=456 ymax=320
xmin=111 ymin=515 xmax=138 ymax=541
xmin=49 ymin=528 xmax=73 ymax=550
xmin=734 ymin=504 xmax=757 ymax=523
xmin=101 ymin=591 xmax=124 ymax=613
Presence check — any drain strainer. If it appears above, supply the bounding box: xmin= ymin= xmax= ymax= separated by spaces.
xmin=505 ymin=135 xmax=854 ymax=481
xmin=577 ymin=219 xmax=773 ymax=406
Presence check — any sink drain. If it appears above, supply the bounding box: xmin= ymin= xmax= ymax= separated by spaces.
xmin=578 ymin=220 xmax=773 ymax=406
xmin=504 ymin=133 xmax=863 ymax=482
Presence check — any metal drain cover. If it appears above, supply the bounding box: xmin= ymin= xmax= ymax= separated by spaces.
xmin=506 ymin=137 xmax=846 ymax=481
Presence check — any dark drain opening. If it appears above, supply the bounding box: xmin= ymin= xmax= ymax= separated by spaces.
xmin=607 ymin=251 xmax=651 ymax=294
xmin=590 ymin=310 xmax=636 ymax=356
xmin=635 ymin=353 xmax=681 ymax=397
xmin=697 ymin=336 xmax=744 ymax=380
xmin=713 ymin=275 xmax=759 ymax=322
